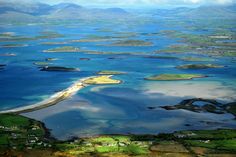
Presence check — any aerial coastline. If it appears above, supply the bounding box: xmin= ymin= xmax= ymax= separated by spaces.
xmin=0 ymin=75 xmax=122 ymax=114
xmin=0 ymin=0 xmax=236 ymax=156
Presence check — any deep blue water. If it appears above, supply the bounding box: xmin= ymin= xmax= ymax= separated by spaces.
xmin=0 ymin=19 xmax=236 ymax=139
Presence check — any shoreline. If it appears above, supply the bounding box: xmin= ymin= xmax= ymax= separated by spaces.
xmin=0 ymin=75 xmax=122 ymax=114
xmin=1 ymin=114 xmax=235 ymax=156
xmin=0 ymin=77 xmax=93 ymax=114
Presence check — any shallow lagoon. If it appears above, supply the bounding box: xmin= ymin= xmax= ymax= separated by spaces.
xmin=1 ymin=19 xmax=236 ymax=139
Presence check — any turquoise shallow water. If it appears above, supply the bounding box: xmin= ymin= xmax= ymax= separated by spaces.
xmin=0 ymin=19 xmax=236 ymax=139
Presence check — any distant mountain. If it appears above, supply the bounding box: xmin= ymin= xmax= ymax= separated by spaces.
xmin=227 ymin=5 xmax=236 ymax=12
xmin=184 ymin=5 xmax=236 ymax=18
xmin=105 ymin=8 xmax=128 ymax=14
xmin=44 ymin=4 xmax=129 ymax=19
xmin=0 ymin=1 xmax=51 ymax=15
xmin=2 ymin=1 xmax=234 ymax=23
xmin=0 ymin=1 xmax=130 ymax=22
xmin=43 ymin=3 xmax=85 ymax=19
xmin=154 ymin=7 xmax=192 ymax=17
xmin=0 ymin=11 xmax=37 ymax=22
xmin=154 ymin=5 xmax=236 ymax=19
xmin=51 ymin=3 xmax=83 ymax=11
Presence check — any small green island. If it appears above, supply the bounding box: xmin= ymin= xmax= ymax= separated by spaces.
xmin=145 ymin=74 xmax=206 ymax=81
xmin=34 ymin=58 xmax=58 ymax=67
xmin=71 ymin=38 xmax=111 ymax=43
xmin=36 ymin=31 xmax=64 ymax=39
xmin=108 ymin=40 xmax=153 ymax=46
xmin=156 ymin=44 xmax=194 ymax=53
xmin=41 ymin=42 xmax=67 ymax=45
xmin=181 ymin=57 xmax=216 ymax=62
xmin=71 ymin=33 xmax=137 ymax=43
xmin=1 ymin=114 xmax=236 ymax=157
xmin=43 ymin=46 xmax=81 ymax=53
xmin=83 ymin=50 xmax=145 ymax=55
xmin=0 ymin=32 xmax=15 ymax=37
xmin=145 ymin=55 xmax=179 ymax=60
xmin=83 ymin=75 xmax=122 ymax=85
xmin=176 ymin=64 xmax=224 ymax=69
xmin=1 ymin=44 xmax=28 ymax=48
xmin=97 ymin=70 xmax=126 ymax=75
xmin=45 ymin=58 xmax=58 ymax=61
xmin=158 ymin=30 xmax=236 ymax=57
xmin=0 ymin=31 xmax=64 ymax=43
xmin=0 ymin=35 xmax=35 ymax=42
xmin=34 ymin=62 xmax=52 ymax=66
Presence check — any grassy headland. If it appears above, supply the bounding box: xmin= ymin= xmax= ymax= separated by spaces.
xmin=0 ymin=114 xmax=235 ymax=157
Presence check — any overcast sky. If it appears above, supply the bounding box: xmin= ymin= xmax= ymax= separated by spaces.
xmin=3 ymin=0 xmax=236 ymax=7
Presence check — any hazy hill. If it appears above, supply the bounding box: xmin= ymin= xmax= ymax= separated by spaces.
xmin=154 ymin=5 xmax=236 ymax=19
xmin=0 ymin=11 xmax=37 ymax=22
xmin=51 ymin=3 xmax=83 ymax=10
xmin=0 ymin=1 xmax=51 ymax=15
xmin=0 ymin=1 xmax=129 ymax=22
xmin=0 ymin=1 xmax=235 ymax=23
xmin=44 ymin=3 xmax=129 ymax=19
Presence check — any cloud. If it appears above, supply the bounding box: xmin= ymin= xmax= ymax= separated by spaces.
xmin=49 ymin=0 xmax=235 ymax=6
xmin=1 ymin=0 xmax=235 ymax=7
xmin=216 ymin=0 xmax=234 ymax=4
